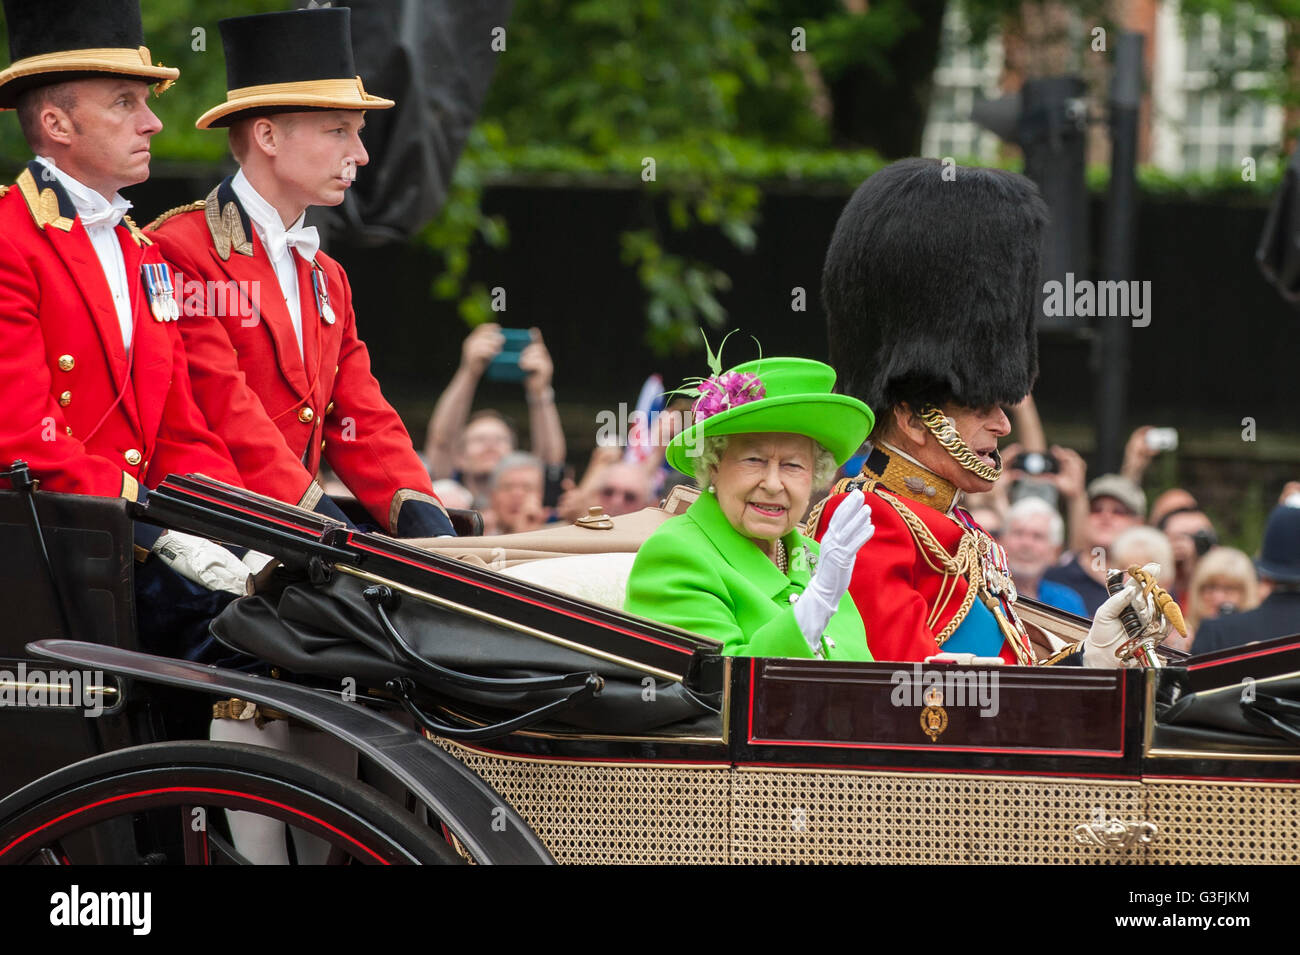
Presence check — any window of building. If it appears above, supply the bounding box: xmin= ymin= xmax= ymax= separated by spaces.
xmin=1152 ymin=1 xmax=1285 ymax=173
xmin=922 ymin=7 xmax=1005 ymax=162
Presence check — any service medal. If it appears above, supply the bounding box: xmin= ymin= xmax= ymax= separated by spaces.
xmin=312 ymin=267 xmax=336 ymax=325
xmin=141 ymin=262 xmax=179 ymax=322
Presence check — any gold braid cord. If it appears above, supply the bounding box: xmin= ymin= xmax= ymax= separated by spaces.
xmin=809 ymin=479 xmax=1034 ymax=663
xmin=1127 ymin=563 xmax=1188 ymax=638
xmin=876 ymin=491 xmax=981 ymax=646
xmin=919 ymin=406 xmax=1002 ymax=482
xmin=1040 ymin=641 xmax=1084 ymax=666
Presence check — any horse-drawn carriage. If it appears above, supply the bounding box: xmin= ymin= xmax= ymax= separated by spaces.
xmin=1 ymin=469 xmax=1298 ymax=864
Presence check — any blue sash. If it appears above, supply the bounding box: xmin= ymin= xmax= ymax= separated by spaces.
xmin=939 ymin=598 xmax=1003 ymax=656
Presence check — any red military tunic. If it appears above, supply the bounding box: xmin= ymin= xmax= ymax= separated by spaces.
xmin=810 ymin=448 xmax=1034 ymax=666
xmin=147 ymin=178 xmax=444 ymax=532
xmin=0 ymin=163 xmax=241 ymax=500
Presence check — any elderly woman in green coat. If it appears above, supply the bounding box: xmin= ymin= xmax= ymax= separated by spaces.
xmin=623 ymin=356 xmax=876 ymax=660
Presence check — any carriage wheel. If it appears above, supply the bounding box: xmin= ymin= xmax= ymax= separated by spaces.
xmin=0 ymin=741 xmax=463 ymax=865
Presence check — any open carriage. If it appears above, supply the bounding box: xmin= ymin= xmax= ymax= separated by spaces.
xmin=1 ymin=470 xmax=1298 ymax=865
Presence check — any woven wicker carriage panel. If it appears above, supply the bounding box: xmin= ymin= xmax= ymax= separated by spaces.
xmin=1144 ymin=779 xmax=1300 ymax=865
xmin=731 ymin=768 xmax=1148 ymax=864
xmin=437 ymin=739 xmax=731 ymax=864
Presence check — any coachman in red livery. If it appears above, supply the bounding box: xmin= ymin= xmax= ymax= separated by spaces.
xmin=148 ymin=7 xmax=454 ymax=538
xmin=0 ymin=0 xmax=239 ymax=504
xmin=0 ymin=0 xmax=259 ymax=659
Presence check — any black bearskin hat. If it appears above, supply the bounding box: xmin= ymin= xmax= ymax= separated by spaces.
xmin=822 ymin=158 xmax=1048 ymax=418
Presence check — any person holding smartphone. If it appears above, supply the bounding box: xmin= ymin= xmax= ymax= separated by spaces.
xmin=425 ymin=322 xmax=567 ymax=508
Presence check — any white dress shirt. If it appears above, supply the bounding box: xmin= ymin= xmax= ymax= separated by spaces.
xmin=36 ymin=156 xmax=134 ymax=350
xmin=231 ymin=170 xmax=320 ymax=361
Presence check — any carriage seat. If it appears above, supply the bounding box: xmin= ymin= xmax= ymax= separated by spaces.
xmin=411 ymin=485 xmax=702 ymax=607
xmin=0 ymin=485 xmax=137 ymax=657
xmin=501 ymin=552 xmax=637 ymax=609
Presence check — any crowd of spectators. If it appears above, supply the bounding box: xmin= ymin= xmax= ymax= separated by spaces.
xmin=915 ymin=395 xmax=1299 ymax=654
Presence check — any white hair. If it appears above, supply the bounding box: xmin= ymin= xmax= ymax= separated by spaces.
xmin=698 ymin=434 xmax=837 ymax=489
xmin=1110 ymin=526 xmax=1175 ymax=583
xmin=1006 ymin=496 xmax=1064 ymax=548
xmin=489 ymin=451 xmax=543 ymax=491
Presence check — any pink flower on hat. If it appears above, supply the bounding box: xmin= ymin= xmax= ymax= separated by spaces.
xmin=692 ymin=370 xmax=765 ymax=422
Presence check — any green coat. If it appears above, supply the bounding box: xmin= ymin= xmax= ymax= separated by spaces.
xmin=623 ymin=491 xmax=871 ymax=660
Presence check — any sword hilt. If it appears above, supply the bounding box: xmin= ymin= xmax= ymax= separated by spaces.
xmin=1106 ymin=570 xmax=1145 ymax=640
xmin=1106 ymin=569 xmax=1161 ymax=667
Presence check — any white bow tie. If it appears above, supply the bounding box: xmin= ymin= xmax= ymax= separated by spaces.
xmin=78 ymin=203 xmax=127 ymax=230
xmin=265 ymin=222 xmax=320 ymax=263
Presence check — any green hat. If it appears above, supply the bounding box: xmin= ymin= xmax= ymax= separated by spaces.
xmin=666 ymin=357 xmax=874 ymax=478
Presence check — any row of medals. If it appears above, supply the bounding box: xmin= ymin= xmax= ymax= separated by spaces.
xmin=144 ymin=264 xmax=336 ymax=325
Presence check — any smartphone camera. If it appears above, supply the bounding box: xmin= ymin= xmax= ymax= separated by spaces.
xmin=484 ymin=327 xmax=533 ymax=383
xmin=1011 ymin=451 xmax=1059 ymax=476
xmin=542 ymin=463 xmax=566 ymax=509
xmin=1190 ymin=527 xmax=1217 ymax=558
xmin=1145 ymin=427 xmax=1178 ymax=453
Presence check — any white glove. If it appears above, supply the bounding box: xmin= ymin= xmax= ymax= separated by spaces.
xmin=151 ymin=531 xmax=251 ymax=596
xmin=1083 ymin=562 xmax=1161 ymax=668
xmin=793 ymin=488 xmax=875 ymax=655
xmin=241 ymin=550 xmax=275 ymax=575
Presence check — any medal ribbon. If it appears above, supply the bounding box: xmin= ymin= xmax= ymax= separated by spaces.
xmin=311 ymin=265 xmax=335 ymax=325
xmin=140 ymin=262 xmax=178 ymax=322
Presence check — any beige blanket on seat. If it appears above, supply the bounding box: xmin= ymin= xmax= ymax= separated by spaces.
xmin=407 ymin=505 xmax=674 ymax=569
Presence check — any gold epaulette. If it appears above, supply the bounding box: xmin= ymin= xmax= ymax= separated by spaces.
xmin=204 ymin=184 xmax=252 ymax=260
xmin=121 ymin=214 xmax=152 ymax=247
xmin=806 ymin=476 xmax=878 ymax=537
xmin=146 ymin=199 xmax=204 ymax=231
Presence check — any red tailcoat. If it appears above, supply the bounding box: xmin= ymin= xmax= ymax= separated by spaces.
xmin=813 ymin=483 xmax=1024 ymax=666
xmin=148 ymin=179 xmax=442 ymax=532
xmin=0 ymin=164 xmax=240 ymax=500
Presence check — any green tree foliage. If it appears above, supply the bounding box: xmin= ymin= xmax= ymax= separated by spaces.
xmin=438 ymin=0 xmax=836 ymax=353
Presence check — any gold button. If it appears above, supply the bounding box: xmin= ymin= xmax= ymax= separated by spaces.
xmin=124 ymin=449 xmax=142 ymax=466
xmin=65 ymin=426 xmax=72 ymax=436
xmin=325 ymin=401 xmax=335 ymax=415
xmin=57 ymin=354 xmax=74 ymax=371
xmin=334 ymin=365 xmax=339 ymax=374
xmin=298 ymin=406 xmax=314 ymax=423
xmin=320 ymin=439 xmax=327 ymax=450
xmin=58 ymin=390 xmax=71 ymax=406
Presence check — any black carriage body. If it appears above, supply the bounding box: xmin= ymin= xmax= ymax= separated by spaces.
xmin=3 ymin=474 xmax=1299 ymax=864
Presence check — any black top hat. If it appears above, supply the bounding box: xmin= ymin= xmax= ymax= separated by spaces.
xmin=1256 ymin=505 xmax=1300 ymax=584
xmin=196 ymin=6 xmax=393 ymax=130
xmin=0 ymin=0 xmax=177 ymax=109
xmin=822 ymin=158 xmax=1048 ymax=414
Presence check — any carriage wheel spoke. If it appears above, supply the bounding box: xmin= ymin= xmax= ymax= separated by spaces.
xmin=182 ymin=805 xmax=211 ymax=865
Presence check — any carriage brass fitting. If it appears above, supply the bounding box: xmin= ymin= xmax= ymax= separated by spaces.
xmin=1073 ymin=813 xmax=1158 ymax=850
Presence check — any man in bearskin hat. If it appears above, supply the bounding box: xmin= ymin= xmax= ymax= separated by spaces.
xmin=147 ymin=6 xmax=454 ymax=538
xmin=813 ymin=158 xmax=1159 ymax=667
xmin=0 ymin=0 xmax=263 ymax=653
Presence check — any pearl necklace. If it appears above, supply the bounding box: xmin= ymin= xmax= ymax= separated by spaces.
xmin=774 ymin=539 xmax=788 ymax=575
